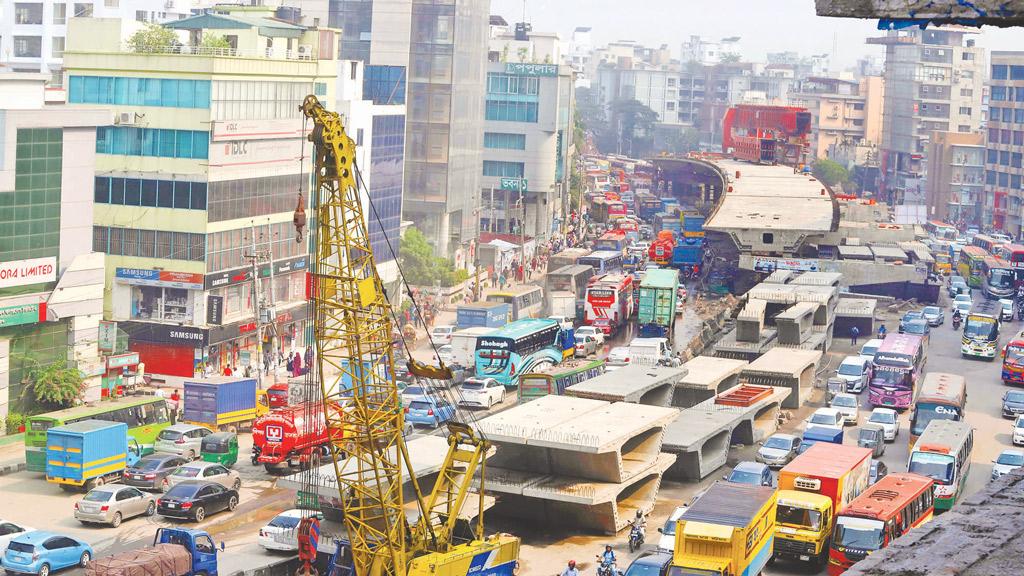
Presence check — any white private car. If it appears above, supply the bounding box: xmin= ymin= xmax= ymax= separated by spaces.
xmin=992 ymin=449 xmax=1024 ymax=481
xmin=868 ymin=408 xmax=900 ymax=441
xmin=457 ymin=377 xmax=505 ymax=409
xmin=605 ymin=346 xmax=630 ymax=371
xmin=835 ymin=355 xmax=871 ymax=394
xmin=859 ymin=339 xmax=883 ymax=362
xmin=829 ymin=393 xmax=859 ymax=426
xmin=258 ymin=509 xmax=320 ymax=551
xmin=805 ymin=407 xmax=845 ymax=430
xmin=1013 ymin=415 xmax=1024 ymax=446
xmin=0 ymin=520 xmax=33 ymax=554
xmin=399 ymin=384 xmax=436 ymax=408
xmin=575 ymin=326 xmax=606 ymax=346
xmin=165 ymin=462 xmax=241 ymax=490
xmin=436 ymin=344 xmax=455 ymax=367
xmin=429 ymin=325 xmax=456 ymax=346
xmin=656 ymin=505 xmax=688 ymax=553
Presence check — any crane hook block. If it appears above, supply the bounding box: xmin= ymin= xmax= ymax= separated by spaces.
xmin=296 ymin=516 xmax=321 ymax=576
xmin=407 ymin=359 xmax=453 ymax=381
xmin=294 ymin=194 xmax=307 ymax=244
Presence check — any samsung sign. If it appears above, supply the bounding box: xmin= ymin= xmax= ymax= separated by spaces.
xmin=120 ymin=321 xmax=208 ymax=347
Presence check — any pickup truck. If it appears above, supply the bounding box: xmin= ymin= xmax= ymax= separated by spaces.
xmin=87 ymin=528 xmax=221 ymax=576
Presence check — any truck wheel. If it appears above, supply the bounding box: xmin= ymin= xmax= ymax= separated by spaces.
xmin=228 ymin=496 xmax=238 ymax=511
xmin=145 ymin=502 xmax=156 ymax=516
xmin=193 ymin=506 xmax=206 ymax=522
xmin=110 ymin=512 xmax=122 ymax=528
xmin=79 ymin=552 xmax=91 ymax=567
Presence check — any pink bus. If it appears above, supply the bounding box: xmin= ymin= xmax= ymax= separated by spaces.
xmin=869 ymin=334 xmax=925 ymax=409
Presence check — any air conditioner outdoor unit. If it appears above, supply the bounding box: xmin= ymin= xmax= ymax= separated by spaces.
xmin=297 ymin=44 xmax=313 ymax=59
xmin=115 ymin=112 xmax=135 ymax=125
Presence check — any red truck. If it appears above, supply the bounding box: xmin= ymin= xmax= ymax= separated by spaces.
xmin=251 ymin=402 xmax=340 ymax=471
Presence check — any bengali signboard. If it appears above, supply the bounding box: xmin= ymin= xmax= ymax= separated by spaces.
xmin=752 ymin=257 xmax=821 ymax=274
xmin=115 ymin=268 xmax=204 ymax=290
xmin=98 ymin=320 xmax=117 ymax=352
xmin=499 ymin=177 xmax=527 ymax=192
xmin=0 ymin=257 xmax=57 ymax=289
xmin=0 ymin=303 xmax=45 ymax=328
xmin=504 ymin=63 xmax=559 ymax=77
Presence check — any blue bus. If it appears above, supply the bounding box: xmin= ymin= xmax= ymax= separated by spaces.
xmin=577 ymin=250 xmax=623 ymax=274
xmin=474 ymin=318 xmax=571 ymax=388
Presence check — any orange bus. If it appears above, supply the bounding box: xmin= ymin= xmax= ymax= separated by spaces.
xmin=827 ymin=473 xmax=934 ymax=575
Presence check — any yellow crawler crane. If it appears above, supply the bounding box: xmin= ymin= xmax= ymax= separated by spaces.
xmin=298 ymin=95 xmax=519 ymax=576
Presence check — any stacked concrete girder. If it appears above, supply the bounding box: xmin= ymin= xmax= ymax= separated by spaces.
xmin=775 ymin=301 xmax=816 ymax=345
xmin=476 ymin=395 xmax=679 ymax=534
xmin=737 ymin=299 xmax=767 ymax=342
xmin=836 ymin=297 xmax=877 ymax=338
xmin=565 ymin=364 xmax=686 ymax=406
xmin=764 ymin=270 xmax=795 ymax=284
xmin=713 ymin=295 xmax=776 ymax=361
xmin=675 ymin=355 xmax=749 ymax=408
xmin=746 ymin=277 xmax=839 ymax=352
xmin=662 ymin=383 xmax=790 ymax=481
xmin=740 ymin=347 xmax=821 ymax=409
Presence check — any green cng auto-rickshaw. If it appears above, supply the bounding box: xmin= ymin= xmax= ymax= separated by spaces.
xmin=200 ymin=432 xmax=239 ymax=466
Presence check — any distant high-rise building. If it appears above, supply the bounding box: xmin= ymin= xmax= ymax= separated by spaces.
xmin=681 ymin=35 xmax=740 ymax=66
xmin=868 ymin=27 xmax=984 ymax=206
xmin=984 ymin=52 xmax=1024 ymax=236
xmin=926 ymin=131 xmax=985 ymax=227
xmin=790 ymin=76 xmax=884 ymax=160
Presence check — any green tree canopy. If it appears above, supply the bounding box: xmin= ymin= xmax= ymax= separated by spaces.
xmin=20 ymin=360 xmax=84 ymax=411
xmin=199 ymin=34 xmax=231 ymax=50
xmin=609 ymin=99 xmax=660 ymax=157
xmin=127 ymin=24 xmax=178 ymax=53
xmin=400 ymin=227 xmax=466 ymax=287
xmin=812 ymin=158 xmax=851 ymax=189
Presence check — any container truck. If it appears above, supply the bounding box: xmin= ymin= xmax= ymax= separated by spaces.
xmin=683 ymin=212 xmax=706 ymax=238
xmin=449 ymin=327 xmax=496 ymax=368
xmin=773 ymin=443 xmax=872 ymax=567
xmin=46 ymin=420 xmax=143 ymax=491
xmin=798 ymin=426 xmax=844 ymax=453
xmin=672 ymin=481 xmax=776 ymax=576
xmin=672 ymin=239 xmax=704 ymax=272
xmin=455 ymin=301 xmax=511 ymax=329
xmin=251 ymin=402 xmax=337 ymax=471
xmin=638 ymin=268 xmax=679 ymax=339
xmin=181 ymin=377 xmax=268 ymax=431
xmin=86 ymin=528 xmax=221 ymax=576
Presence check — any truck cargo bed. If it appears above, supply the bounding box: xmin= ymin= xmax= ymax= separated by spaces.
xmin=87 ymin=544 xmax=191 ymax=576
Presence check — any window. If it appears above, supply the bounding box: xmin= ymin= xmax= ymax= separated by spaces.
xmin=93 ymin=226 xmax=204 ymax=262
xmin=206 ymin=174 xmax=307 ymax=222
xmin=1013 ymin=152 xmax=1022 ymax=168
xmin=666 ymin=102 xmax=675 ymax=110
xmin=993 ymin=65 xmax=1009 ymax=80
xmin=14 ymin=3 xmax=43 ymax=24
xmin=486 ymin=73 xmax=540 ymax=96
xmin=95 ymin=128 xmax=209 ymax=160
xmin=484 ymin=132 xmax=526 ymax=150
xmin=988 ymin=149 xmax=999 ymax=164
xmin=68 ymin=76 xmax=211 ymax=108
xmin=988 ymin=171 xmax=998 ymax=185
xmin=485 ymin=100 xmax=539 ymax=122
xmin=762 ymin=233 xmax=774 ymax=244
xmin=959 ymin=125 xmax=971 ymax=132
xmin=1016 ymin=109 xmax=1024 ymax=124
xmin=314 ymin=82 xmax=327 ymax=97
xmin=13 ymin=36 xmax=41 ymax=58
xmin=363 ymin=65 xmax=406 ymax=106
xmin=52 ymin=3 xmax=65 ymax=24
xmin=104 ymin=0 xmax=118 ymax=6
xmin=962 ymin=52 xmax=974 ymax=61
xmin=51 ymin=37 xmax=64 ymax=58
xmin=1000 ymin=172 xmax=1010 ymax=187
xmin=482 ymin=161 xmax=524 ymax=178
xmin=1014 ymin=175 xmax=1022 ymax=190
xmin=135 ymin=10 xmax=146 ymax=21
xmin=1013 ymin=66 xmax=1024 ymax=81
xmin=1000 ymin=151 xmax=1011 ymax=166
xmin=959 ymin=107 xmax=972 ymax=115
xmin=961 ymin=88 xmax=974 ymax=97
xmin=991 ymin=86 xmax=1006 ymax=101
xmin=853 ymin=102 xmax=865 ymax=111
xmin=72 ymin=2 xmax=91 ymax=16
xmin=1015 ymin=131 xmax=1024 ymax=146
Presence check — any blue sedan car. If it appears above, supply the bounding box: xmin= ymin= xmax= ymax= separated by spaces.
xmin=1 ymin=532 xmax=93 ymax=576
xmin=405 ymin=397 xmax=456 ymax=428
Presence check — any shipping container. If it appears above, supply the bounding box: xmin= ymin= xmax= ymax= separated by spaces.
xmin=182 ymin=377 xmax=264 ymax=430
xmin=638 ymin=269 xmax=679 ymax=339
xmin=47 ymin=420 xmax=131 ymax=490
xmin=456 ymin=301 xmax=511 ymax=329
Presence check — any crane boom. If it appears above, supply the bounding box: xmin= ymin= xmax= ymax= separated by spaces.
xmin=300 ymin=96 xmax=520 ymax=576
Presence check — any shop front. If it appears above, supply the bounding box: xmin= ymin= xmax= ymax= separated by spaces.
xmin=112 ymin=268 xmax=205 ymax=324
xmin=206 ymin=305 xmax=309 ymax=374
xmin=121 ymin=322 xmax=208 ymax=378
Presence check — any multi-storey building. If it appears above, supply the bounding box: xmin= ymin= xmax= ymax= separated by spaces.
xmin=790 ymin=76 xmax=884 ymax=160
xmin=925 ymin=131 xmax=985 ymax=227
xmin=0 ymin=0 xmax=193 ymax=85
xmin=480 ymin=25 xmax=574 ymax=241
xmin=868 ymin=27 xmax=984 ymax=206
xmin=64 ymin=13 xmax=338 ymax=378
xmin=330 ymin=0 xmax=487 ymax=257
xmin=0 ymin=74 xmax=108 ymax=419
xmin=595 ymin=63 xmax=682 ymax=127
xmin=681 ymin=35 xmax=740 ymax=66
xmin=985 ymin=52 xmax=1024 ymax=236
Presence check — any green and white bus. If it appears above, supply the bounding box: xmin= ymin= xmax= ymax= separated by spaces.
xmin=907 ymin=419 xmax=973 ymax=513
xmin=24 ymin=396 xmax=172 ymax=472
xmin=517 ymin=358 xmax=605 ymax=401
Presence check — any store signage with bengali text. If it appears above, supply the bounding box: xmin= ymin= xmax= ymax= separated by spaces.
xmin=98 ymin=320 xmax=118 ymax=352
xmin=116 ymin=268 xmax=204 ymax=290
xmin=107 ymin=352 xmax=140 ymax=370
xmin=752 ymin=257 xmax=821 ymax=274
xmin=0 ymin=302 xmax=45 ymax=328
xmin=504 ymin=63 xmax=559 ymax=77
xmin=204 ymin=256 xmax=309 ymax=290
xmin=0 ymin=257 xmax=57 ymax=289
xmin=499 ymin=177 xmax=527 ymax=192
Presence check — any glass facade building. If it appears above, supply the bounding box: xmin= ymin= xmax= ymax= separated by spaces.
xmin=1 ymin=128 xmax=62 ymax=268
xmin=369 ymin=115 xmax=406 ymax=263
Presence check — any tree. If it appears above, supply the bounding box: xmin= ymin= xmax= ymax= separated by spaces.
xmin=400 ymin=227 xmax=464 ymax=287
xmin=719 ymin=52 xmax=742 ymax=63
xmin=199 ymin=34 xmax=230 ymax=50
xmin=812 ymin=158 xmax=851 ymax=190
xmin=20 ymin=360 xmax=84 ymax=411
xmin=655 ymin=127 xmax=701 ymax=155
xmin=609 ymin=99 xmax=660 ymax=157
xmin=127 ymin=23 xmax=177 ymax=53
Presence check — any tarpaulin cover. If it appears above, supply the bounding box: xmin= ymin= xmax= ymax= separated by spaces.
xmin=86 ymin=544 xmax=192 ymax=576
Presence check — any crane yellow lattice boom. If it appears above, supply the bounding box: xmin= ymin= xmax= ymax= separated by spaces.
xmin=299 ymin=96 xmax=519 ymax=576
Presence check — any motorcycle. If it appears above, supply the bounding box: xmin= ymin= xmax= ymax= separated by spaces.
xmin=251 ymin=444 xmax=262 ymax=466
xmin=952 ymin=315 xmax=962 ymax=330
xmin=595 ymin=559 xmax=620 ymax=576
xmin=628 ymin=524 xmax=644 ymax=553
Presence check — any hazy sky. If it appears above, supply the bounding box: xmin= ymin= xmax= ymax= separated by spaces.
xmin=491 ymin=0 xmax=1024 ymax=70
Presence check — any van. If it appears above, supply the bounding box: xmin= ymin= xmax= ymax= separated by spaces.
xmin=628 ymin=337 xmax=672 ymax=366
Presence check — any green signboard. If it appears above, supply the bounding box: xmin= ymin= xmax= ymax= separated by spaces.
xmin=505 ymin=63 xmax=559 ymax=77
xmin=0 ymin=303 xmax=42 ymax=328
xmin=500 ymin=177 xmax=527 ymax=192
xmin=98 ymin=320 xmax=117 ymax=352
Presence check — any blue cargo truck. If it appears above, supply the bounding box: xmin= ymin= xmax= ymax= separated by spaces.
xmin=88 ymin=528 xmax=222 ymax=576
xmin=47 ymin=420 xmax=141 ymax=491
xmin=456 ymin=301 xmax=511 ymax=328
xmin=672 ymin=239 xmax=705 ymax=271
xmin=182 ymin=377 xmax=266 ymax=432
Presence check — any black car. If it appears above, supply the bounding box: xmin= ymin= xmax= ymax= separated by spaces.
xmin=157 ymin=480 xmax=238 ymax=522
xmin=623 ymin=552 xmax=673 ymax=576
xmin=123 ymin=454 xmax=189 ymax=491
xmin=869 ymin=460 xmax=888 ymax=485
xmin=1003 ymin=390 xmax=1024 ymax=418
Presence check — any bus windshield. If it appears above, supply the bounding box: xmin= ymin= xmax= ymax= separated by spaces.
xmin=834 ymin=517 xmax=884 ymax=551
xmin=989 ymin=268 xmax=1016 ymax=289
xmin=776 ymin=504 xmax=822 ymax=531
xmin=908 ymin=452 xmax=956 ymax=485
xmin=871 ymin=366 xmax=910 ymax=389
xmin=911 ymin=402 xmax=962 ymax=436
xmin=1006 ymin=345 xmax=1024 ymax=364
xmin=965 ymin=318 xmax=998 ymax=340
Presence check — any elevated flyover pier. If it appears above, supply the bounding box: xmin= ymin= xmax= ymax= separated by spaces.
xmin=476 ymin=395 xmax=679 ymax=534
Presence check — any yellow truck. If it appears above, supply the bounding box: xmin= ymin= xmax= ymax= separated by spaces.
xmin=673 ymin=482 xmax=776 ymax=576
xmin=772 ymin=443 xmax=872 ymax=568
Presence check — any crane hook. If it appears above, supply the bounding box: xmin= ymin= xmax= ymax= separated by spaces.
xmin=294 ymin=193 xmax=307 ymax=244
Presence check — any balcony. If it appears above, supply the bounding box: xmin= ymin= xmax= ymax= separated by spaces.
xmin=120 ymin=43 xmax=318 ymax=61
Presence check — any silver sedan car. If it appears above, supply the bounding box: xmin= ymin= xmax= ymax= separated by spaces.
xmin=74 ymin=484 xmax=155 ymax=527
xmin=165 ymin=461 xmax=241 ymax=491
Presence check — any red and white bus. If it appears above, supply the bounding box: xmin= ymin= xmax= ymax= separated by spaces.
xmin=971 ymin=233 xmax=1005 ymax=255
xmin=584 ymin=274 xmax=634 ymax=335
xmin=996 ymin=243 xmax=1024 ymax=269
xmin=607 ymin=201 xmax=628 ymax=220
xmin=595 ymin=230 xmax=628 ymax=253
xmin=828 ymin=473 xmax=934 ymax=575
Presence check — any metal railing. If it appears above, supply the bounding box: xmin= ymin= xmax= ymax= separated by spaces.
xmin=123 ymin=43 xmax=316 ymax=61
